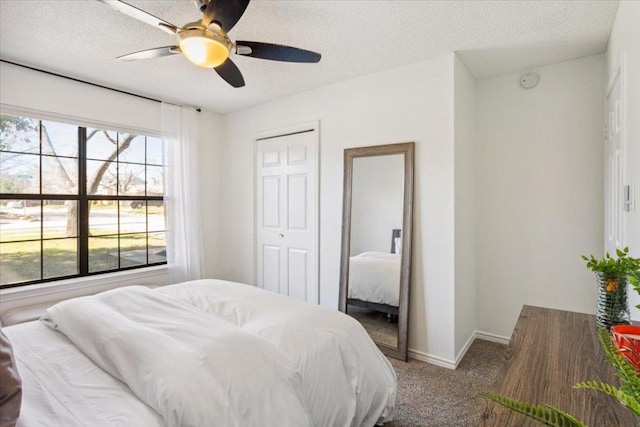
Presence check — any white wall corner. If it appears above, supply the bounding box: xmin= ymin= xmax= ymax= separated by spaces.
xmin=453 ymin=331 xmax=476 ymax=368
xmin=453 ymin=52 xmax=478 ymax=356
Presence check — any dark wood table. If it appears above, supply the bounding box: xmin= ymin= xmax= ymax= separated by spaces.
xmin=480 ymin=305 xmax=638 ymax=426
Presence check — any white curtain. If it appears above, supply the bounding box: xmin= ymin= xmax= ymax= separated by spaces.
xmin=162 ymin=103 xmax=204 ymax=283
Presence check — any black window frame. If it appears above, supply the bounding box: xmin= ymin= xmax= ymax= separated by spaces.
xmin=0 ymin=118 xmax=166 ymax=289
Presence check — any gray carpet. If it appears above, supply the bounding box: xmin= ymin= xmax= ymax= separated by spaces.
xmin=385 ymin=339 xmax=507 ymax=427
xmin=349 ymin=306 xmax=398 ymax=348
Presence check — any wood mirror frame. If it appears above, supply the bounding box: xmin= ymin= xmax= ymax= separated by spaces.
xmin=339 ymin=142 xmax=414 ymax=361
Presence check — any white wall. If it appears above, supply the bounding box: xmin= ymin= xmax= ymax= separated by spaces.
xmin=221 ymin=55 xmax=458 ymax=363
xmin=453 ymin=55 xmax=477 ymax=358
xmin=606 ymin=1 xmax=640 ymax=319
xmin=0 ymin=62 xmax=223 ymax=313
xmin=197 ymin=110 xmax=224 ymax=279
xmin=350 ymin=154 xmax=404 ymax=256
xmin=475 ymin=54 xmax=606 ymax=339
xmin=0 ymin=62 xmax=161 ymax=134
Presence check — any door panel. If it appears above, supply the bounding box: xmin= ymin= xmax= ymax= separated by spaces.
xmin=287 ymin=174 xmax=308 ymax=230
xmin=262 ymin=176 xmax=281 ymax=228
xmin=262 ymin=149 xmax=281 ymax=167
xmin=262 ymin=245 xmax=281 ymax=293
xmin=288 ymin=248 xmax=308 ymax=301
xmin=287 ymin=145 xmax=308 ymax=165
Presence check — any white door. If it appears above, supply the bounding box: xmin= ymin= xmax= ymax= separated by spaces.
xmin=605 ymin=70 xmax=623 ymax=253
xmin=256 ymin=129 xmax=318 ymax=303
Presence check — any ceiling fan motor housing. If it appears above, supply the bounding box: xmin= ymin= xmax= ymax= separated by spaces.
xmin=178 ymin=22 xmax=232 ymax=68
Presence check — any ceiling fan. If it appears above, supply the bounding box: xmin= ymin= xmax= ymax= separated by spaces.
xmin=97 ymin=0 xmax=321 ymax=88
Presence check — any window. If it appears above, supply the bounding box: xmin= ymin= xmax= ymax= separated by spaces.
xmin=0 ymin=114 xmax=166 ymax=288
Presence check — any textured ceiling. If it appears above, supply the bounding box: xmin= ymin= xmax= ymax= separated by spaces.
xmin=0 ymin=0 xmax=618 ymax=114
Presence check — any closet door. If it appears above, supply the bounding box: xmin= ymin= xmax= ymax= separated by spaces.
xmin=255 ymin=129 xmax=318 ymax=303
xmin=604 ymin=69 xmax=623 ymax=252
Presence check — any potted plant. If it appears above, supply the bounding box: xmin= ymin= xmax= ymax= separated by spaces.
xmin=582 ymin=247 xmax=640 ymax=329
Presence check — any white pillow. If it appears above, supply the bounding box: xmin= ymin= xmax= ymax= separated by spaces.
xmin=394 ymin=237 xmax=402 ymax=255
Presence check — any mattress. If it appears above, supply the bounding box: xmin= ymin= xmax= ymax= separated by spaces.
xmin=348 ymin=252 xmax=401 ymax=307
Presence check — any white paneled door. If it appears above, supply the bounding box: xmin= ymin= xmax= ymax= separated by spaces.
xmin=605 ymin=69 xmax=623 ymax=253
xmin=256 ymin=128 xmax=318 ymax=303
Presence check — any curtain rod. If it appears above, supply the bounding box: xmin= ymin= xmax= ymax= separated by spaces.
xmin=1 ymin=59 xmax=168 ymax=105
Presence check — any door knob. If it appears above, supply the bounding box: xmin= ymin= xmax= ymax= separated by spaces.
xmin=279 ymin=233 xmax=284 ymax=238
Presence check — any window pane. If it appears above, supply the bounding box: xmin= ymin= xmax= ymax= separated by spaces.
xmin=87 ymin=160 xmax=117 ymax=195
xmin=147 ymin=165 xmax=163 ymax=196
xmin=41 ymin=121 xmax=78 ymax=158
xmin=89 ymin=202 xmax=118 ymax=236
xmin=120 ymin=200 xmax=147 ymax=234
xmin=89 ymin=235 xmax=119 ymax=273
xmin=0 ymin=115 xmax=39 ymax=154
xmin=146 ymin=137 xmax=165 ymax=166
xmin=118 ymin=162 xmax=145 ymax=196
xmin=42 ymin=156 xmax=78 ymax=194
xmin=118 ymin=134 xmax=145 ymax=164
xmin=149 ymin=232 xmax=166 ymax=263
xmin=0 ymin=241 xmax=41 ymax=285
xmin=86 ymin=129 xmax=117 ymax=161
xmin=0 ymin=152 xmax=40 ymax=194
xmin=43 ymin=238 xmax=78 ymax=279
xmin=43 ymin=200 xmax=77 ymax=239
xmin=148 ymin=202 xmax=165 ymax=232
xmin=0 ymin=200 xmax=41 ymax=242
xmin=120 ymin=233 xmax=147 ymax=268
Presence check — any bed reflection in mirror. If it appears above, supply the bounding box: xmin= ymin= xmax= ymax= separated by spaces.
xmin=339 ymin=142 xmax=414 ymax=361
xmin=347 ymin=154 xmax=404 ymax=349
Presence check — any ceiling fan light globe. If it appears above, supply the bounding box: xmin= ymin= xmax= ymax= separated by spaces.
xmin=178 ymin=27 xmax=231 ymax=68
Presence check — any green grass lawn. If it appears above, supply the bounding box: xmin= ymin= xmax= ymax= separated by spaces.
xmin=0 ymin=234 xmax=166 ymax=285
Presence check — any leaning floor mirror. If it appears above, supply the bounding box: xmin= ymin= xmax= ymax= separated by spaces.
xmin=339 ymin=142 xmax=414 ymax=361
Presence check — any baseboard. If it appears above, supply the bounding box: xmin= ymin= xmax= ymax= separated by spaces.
xmin=407 ymin=330 xmax=510 ymax=370
xmin=474 ymin=330 xmax=510 ymax=345
xmin=408 ymin=348 xmax=456 ymax=369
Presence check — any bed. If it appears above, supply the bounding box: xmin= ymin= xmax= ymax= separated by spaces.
xmin=3 ymin=279 xmax=396 ymax=427
xmin=347 ymin=251 xmax=401 ymax=317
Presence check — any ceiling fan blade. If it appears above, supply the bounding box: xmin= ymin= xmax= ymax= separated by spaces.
xmin=97 ymin=0 xmax=178 ymax=35
xmin=214 ymin=58 xmax=245 ymax=88
xmin=235 ymin=41 xmax=321 ymax=63
xmin=202 ymin=0 xmax=250 ymax=33
xmin=117 ymin=46 xmax=180 ymax=61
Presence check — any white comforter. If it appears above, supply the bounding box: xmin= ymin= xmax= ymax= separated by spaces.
xmin=42 ymin=286 xmax=311 ymax=427
xmin=34 ymin=279 xmax=396 ymax=427
xmin=158 ymin=280 xmax=396 ymax=427
xmin=348 ymin=252 xmax=401 ymax=306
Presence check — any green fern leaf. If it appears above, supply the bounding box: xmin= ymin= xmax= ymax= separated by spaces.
xmin=480 ymin=392 xmax=588 ymax=427
xmin=574 ymin=381 xmax=640 ymax=416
